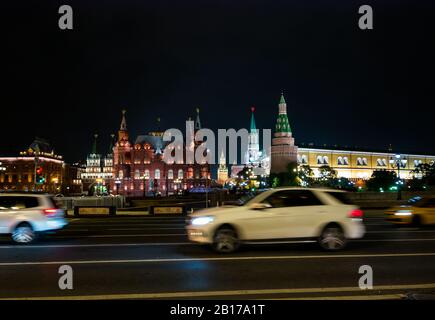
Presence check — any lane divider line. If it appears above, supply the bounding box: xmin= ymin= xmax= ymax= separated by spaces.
xmin=1 ymin=252 xmax=435 ymax=267
xmin=2 ymin=283 xmax=435 ymax=300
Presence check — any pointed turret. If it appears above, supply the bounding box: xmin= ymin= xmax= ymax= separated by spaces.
xmin=250 ymin=106 xmax=257 ymax=133
xmin=120 ymin=109 xmax=127 ymax=131
xmin=117 ymin=110 xmax=129 ymax=142
xmin=108 ymin=134 xmax=115 ymax=155
xmin=91 ymin=134 xmax=98 ymax=155
xmin=275 ymin=93 xmax=292 ymax=134
xmin=195 ymin=107 xmax=201 ymax=130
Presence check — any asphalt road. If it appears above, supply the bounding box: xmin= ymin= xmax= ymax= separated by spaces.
xmin=1 ymin=210 xmax=435 ymax=300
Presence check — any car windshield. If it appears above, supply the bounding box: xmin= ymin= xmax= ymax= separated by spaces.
xmin=242 ymin=190 xmax=268 ymax=206
xmin=407 ymin=196 xmax=423 ymax=206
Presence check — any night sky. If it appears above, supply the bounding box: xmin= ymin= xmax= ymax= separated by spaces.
xmin=3 ymin=0 xmax=435 ymax=162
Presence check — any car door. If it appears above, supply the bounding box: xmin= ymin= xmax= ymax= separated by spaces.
xmin=240 ymin=190 xmax=324 ymax=240
xmin=263 ymin=190 xmax=325 ymax=239
xmin=0 ymin=196 xmax=18 ymax=233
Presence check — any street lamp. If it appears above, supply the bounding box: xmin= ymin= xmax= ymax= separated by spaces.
xmin=389 ymin=154 xmax=405 ymax=200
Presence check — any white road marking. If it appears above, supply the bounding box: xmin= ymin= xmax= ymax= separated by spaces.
xmin=1 ymin=252 xmax=435 ymax=267
xmin=0 ymin=242 xmax=192 ymax=249
xmin=2 ymin=283 xmax=434 ymax=300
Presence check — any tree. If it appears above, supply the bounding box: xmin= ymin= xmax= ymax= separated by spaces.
xmin=412 ymin=163 xmax=435 ymax=186
xmin=268 ymin=162 xmax=299 ymax=187
xmin=366 ymin=169 xmax=397 ymax=191
xmin=297 ymin=165 xmax=314 ymax=186
xmin=316 ymin=165 xmax=337 ymax=187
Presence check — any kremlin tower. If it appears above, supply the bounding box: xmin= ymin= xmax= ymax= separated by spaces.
xmin=270 ymin=93 xmax=298 ymax=174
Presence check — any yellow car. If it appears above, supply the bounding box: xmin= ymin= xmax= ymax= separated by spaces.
xmin=385 ymin=196 xmax=435 ymax=226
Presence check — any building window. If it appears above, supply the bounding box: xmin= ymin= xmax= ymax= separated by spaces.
xmin=134 ymin=169 xmax=140 ymax=179
xmin=154 ymin=169 xmax=160 ymax=179
xmin=144 ymin=169 xmax=150 ymax=179
xmin=317 ymin=156 xmax=323 ymax=165
xmin=414 ymin=160 xmax=422 ymax=167
xmin=300 ymin=155 xmax=307 ymax=164
xmin=323 ymin=156 xmax=329 ymax=165
xmin=167 ymin=169 xmax=173 ymax=179
xmin=118 ymin=170 xmax=124 ymax=179
xmin=357 ymin=157 xmax=368 ymax=166
xmin=178 ymin=169 xmax=183 ymax=179
xmin=187 ymin=167 xmax=194 ymax=178
xmin=337 ymin=157 xmax=343 ymax=165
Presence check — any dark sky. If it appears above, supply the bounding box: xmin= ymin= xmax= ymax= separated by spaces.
xmin=3 ymin=0 xmax=435 ymax=162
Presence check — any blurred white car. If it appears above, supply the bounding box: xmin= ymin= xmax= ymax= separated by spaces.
xmin=186 ymin=188 xmax=365 ymax=253
xmin=0 ymin=193 xmax=68 ymax=244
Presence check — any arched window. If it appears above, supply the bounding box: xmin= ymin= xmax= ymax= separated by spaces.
xmin=118 ymin=170 xmax=124 ymax=179
xmin=317 ymin=156 xmax=323 ymax=165
xmin=337 ymin=157 xmax=343 ymax=165
xmin=414 ymin=160 xmax=422 ymax=167
xmin=362 ymin=158 xmax=368 ymax=166
xmin=187 ymin=167 xmax=194 ymax=178
xmin=144 ymin=169 xmax=150 ymax=179
xmin=134 ymin=169 xmax=140 ymax=179
xmin=167 ymin=169 xmax=173 ymax=179
xmin=377 ymin=158 xmax=383 ymax=166
xmin=357 ymin=157 xmax=363 ymax=166
xmin=154 ymin=169 xmax=160 ymax=179
xmin=178 ymin=169 xmax=183 ymax=179
xmin=323 ymin=156 xmax=329 ymax=165
xmin=343 ymin=157 xmax=349 ymax=165
xmin=201 ymin=167 xmax=208 ymax=178
xmin=301 ymin=155 xmax=308 ymax=164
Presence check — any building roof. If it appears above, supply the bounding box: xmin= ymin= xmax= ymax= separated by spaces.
xmin=28 ymin=137 xmax=54 ymax=154
xmin=135 ymin=134 xmax=168 ymax=152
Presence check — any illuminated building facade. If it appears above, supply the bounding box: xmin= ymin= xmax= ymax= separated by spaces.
xmin=0 ymin=138 xmax=82 ymax=194
xmin=111 ymin=109 xmax=211 ymax=197
xmin=81 ymin=133 xmax=115 ymax=194
xmin=231 ymin=94 xmax=435 ymax=181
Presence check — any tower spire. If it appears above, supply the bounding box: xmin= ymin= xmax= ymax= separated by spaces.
xmin=108 ymin=134 xmax=115 ymax=154
xmin=195 ymin=107 xmax=201 ymax=130
xmin=120 ymin=109 xmax=127 ymax=131
xmin=275 ymin=93 xmax=292 ymax=134
xmin=250 ymin=106 xmax=257 ymax=133
xmin=91 ymin=133 xmax=98 ymax=155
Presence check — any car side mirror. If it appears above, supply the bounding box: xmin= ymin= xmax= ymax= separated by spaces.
xmin=249 ymin=203 xmax=271 ymax=210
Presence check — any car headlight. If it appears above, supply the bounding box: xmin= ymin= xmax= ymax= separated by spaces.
xmin=394 ymin=210 xmax=413 ymax=216
xmin=191 ymin=216 xmax=215 ymax=226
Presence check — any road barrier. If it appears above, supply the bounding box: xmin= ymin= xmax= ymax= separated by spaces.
xmin=73 ymin=206 xmax=117 ymax=217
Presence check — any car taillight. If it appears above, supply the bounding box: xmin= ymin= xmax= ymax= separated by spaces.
xmin=349 ymin=209 xmax=363 ymax=219
xmin=43 ymin=208 xmax=58 ymax=217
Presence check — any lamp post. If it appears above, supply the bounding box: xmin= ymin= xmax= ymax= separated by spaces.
xmin=389 ymin=154 xmax=404 ymax=200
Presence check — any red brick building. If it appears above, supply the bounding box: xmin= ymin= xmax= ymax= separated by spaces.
xmin=111 ymin=110 xmax=211 ymax=197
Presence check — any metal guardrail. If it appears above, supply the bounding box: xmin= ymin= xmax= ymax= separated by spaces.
xmin=54 ymin=196 xmax=126 ymax=210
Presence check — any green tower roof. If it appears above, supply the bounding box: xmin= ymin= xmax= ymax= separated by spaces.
xmin=250 ymin=106 xmax=257 ymax=132
xmin=275 ymin=114 xmax=292 ymax=133
xmin=279 ymin=92 xmax=286 ymax=104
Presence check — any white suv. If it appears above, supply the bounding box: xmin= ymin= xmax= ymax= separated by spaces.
xmin=186 ymin=188 xmax=365 ymax=253
xmin=0 ymin=193 xmax=68 ymax=244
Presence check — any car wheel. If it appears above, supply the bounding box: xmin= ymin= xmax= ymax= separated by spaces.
xmin=12 ymin=223 xmax=36 ymax=244
xmin=213 ymin=227 xmax=240 ymax=253
xmin=318 ymin=225 xmax=347 ymax=251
